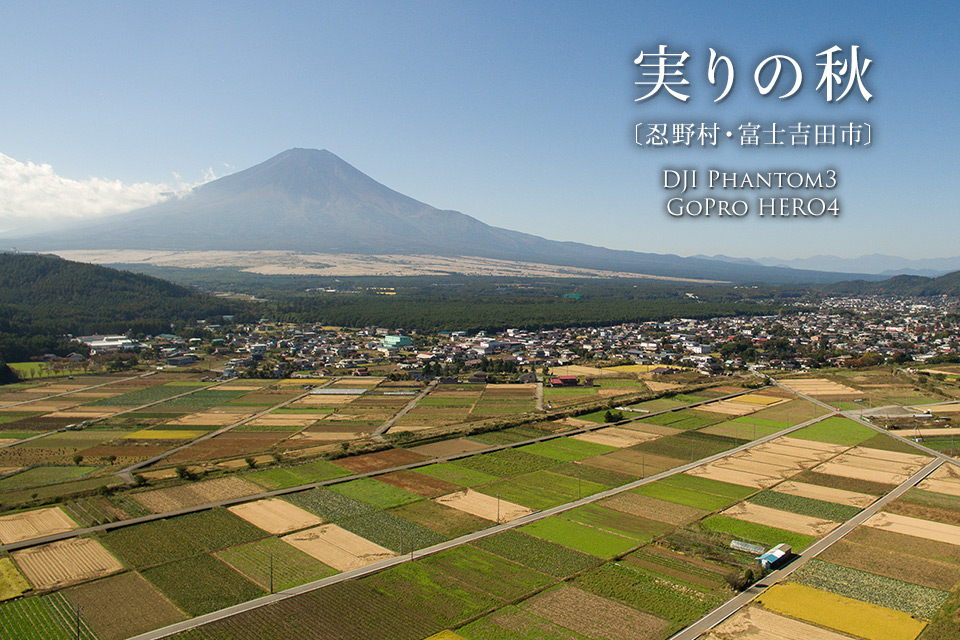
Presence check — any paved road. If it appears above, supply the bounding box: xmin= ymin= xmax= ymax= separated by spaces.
xmin=671 ymin=457 xmax=944 ymax=640
xmin=371 ymin=379 xmax=437 ymax=439
xmin=126 ymin=408 xmax=838 ymax=640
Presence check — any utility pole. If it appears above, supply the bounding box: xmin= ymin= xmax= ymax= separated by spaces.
xmin=497 ymin=493 xmax=501 ymax=524
xmin=578 ymin=466 xmax=582 ymax=500
xmin=269 ymin=553 xmax=274 ymax=594
xmin=75 ymin=606 xmax=82 ymax=640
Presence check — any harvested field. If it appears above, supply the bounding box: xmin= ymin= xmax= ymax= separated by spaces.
xmin=757 ymin=582 xmax=927 ymax=640
xmin=331 ymin=447 xmax=426 ymax=473
xmin=686 ymin=463 xmax=780 ymax=489
xmin=696 ymin=399 xmax=758 ymax=416
xmin=132 ymin=476 xmax=261 ymax=512
xmin=918 ymin=464 xmax=960 ymax=496
xmin=63 ymin=571 xmax=187 ymax=640
xmin=791 ymin=470 xmax=895 ymax=496
xmin=884 ymin=498 xmax=960 ymax=527
xmin=712 ymin=457 xmax=793 ymax=479
xmin=0 ymin=507 xmax=78 ymax=544
xmin=780 ymin=378 xmax=862 ymax=397
xmin=723 ymin=501 xmax=838 ymax=536
xmin=811 ymin=461 xmax=908 ymax=485
xmin=281 ymin=524 xmax=394 ymax=571
xmin=228 ymin=498 xmax=323 ymax=534
xmin=523 ymin=584 xmax=670 ymax=640
xmin=433 ymin=489 xmax=534 ymax=522
xmin=863 ymin=511 xmax=960 ymax=545
xmin=13 ymin=537 xmax=123 ymax=590
xmin=601 ymin=492 xmax=707 ymax=525
xmin=846 ymin=525 xmax=960 ymax=565
xmin=570 ymin=426 xmax=657 ymax=448
xmin=701 ymin=606 xmax=858 ymax=640
xmin=819 ymin=540 xmax=960 ymax=591
xmin=773 ymin=480 xmax=876 ymax=507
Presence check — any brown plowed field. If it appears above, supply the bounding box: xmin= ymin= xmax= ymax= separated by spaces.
xmin=376 ymin=470 xmax=460 ymax=497
xmin=64 ymin=571 xmax=187 ymax=640
xmin=332 ymin=448 xmax=427 ymax=472
xmin=523 ymin=584 xmax=670 ymax=640
xmin=701 ymin=606 xmax=853 ymax=640
xmin=228 ymin=498 xmax=323 ymax=534
xmin=601 ymin=492 xmax=706 ymax=525
xmin=132 ymin=476 xmax=261 ymax=512
xmin=773 ymin=481 xmax=876 ymax=508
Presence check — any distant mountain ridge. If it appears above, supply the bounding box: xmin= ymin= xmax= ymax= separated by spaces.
xmin=26 ymin=148 xmax=873 ymax=284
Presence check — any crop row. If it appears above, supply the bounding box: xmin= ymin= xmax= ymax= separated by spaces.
xmin=748 ymin=490 xmax=861 ymax=522
xmin=791 ymin=559 xmax=950 ymax=619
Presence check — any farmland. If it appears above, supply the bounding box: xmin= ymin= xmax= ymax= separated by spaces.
xmin=143 ymin=554 xmax=266 ymax=616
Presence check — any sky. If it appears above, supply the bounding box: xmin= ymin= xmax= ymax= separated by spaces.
xmin=0 ymin=1 xmax=957 ymax=260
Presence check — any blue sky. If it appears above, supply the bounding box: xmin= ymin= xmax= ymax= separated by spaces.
xmin=0 ymin=1 xmax=956 ymax=259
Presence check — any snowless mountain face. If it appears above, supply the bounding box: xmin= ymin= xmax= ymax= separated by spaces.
xmin=27 ymin=148 xmax=869 ymax=284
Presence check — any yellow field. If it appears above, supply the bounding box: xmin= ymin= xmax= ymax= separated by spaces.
xmin=0 ymin=557 xmax=30 ymax=601
xmin=757 ymin=583 xmax=926 ymax=640
xmin=736 ymin=394 xmax=785 ymax=406
xmin=422 ymin=632 xmax=468 ymax=640
xmin=123 ymin=430 xmax=206 ymax=439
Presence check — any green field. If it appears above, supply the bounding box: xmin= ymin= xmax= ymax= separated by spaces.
xmin=414 ymin=463 xmax=499 ymax=487
xmin=420 ymin=545 xmax=553 ymax=601
xmin=748 ymin=491 xmax=861 ymax=522
xmin=217 ymin=537 xmax=336 ymax=591
xmin=99 ymin=519 xmax=205 ymax=569
xmin=517 ymin=437 xmax=616 ymax=462
xmin=473 ymin=529 xmax=599 ymax=578
xmin=791 ymin=416 xmax=876 ymax=446
xmin=0 ymin=465 xmax=99 ymax=489
xmin=166 ymin=508 xmax=267 ymax=551
xmin=631 ymin=480 xmax=741 ymax=511
xmin=244 ymin=460 xmax=351 ymax=489
xmin=329 ymin=477 xmax=422 ymax=509
xmin=562 ymin=503 xmax=669 ymax=541
xmin=143 ymin=554 xmax=266 ymax=616
xmin=452 ymin=448 xmax=556 ymax=478
xmin=0 ymin=592 xmax=98 ymax=640
xmin=699 ymin=515 xmax=817 ymax=551
xmin=89 ymin=384 xmax=198 ymax=407
xmin=521 ymin=516 xmax=639 ymax=558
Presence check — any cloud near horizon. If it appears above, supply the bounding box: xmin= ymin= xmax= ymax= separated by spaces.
xmin=0 ymin=153 xmax=213 ymax=236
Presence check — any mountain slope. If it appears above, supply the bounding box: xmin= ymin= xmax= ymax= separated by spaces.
xmin=0 ymin=253 xmax=237 ymax=360
xmin=28 ymin=148 xmax=871 ymax=284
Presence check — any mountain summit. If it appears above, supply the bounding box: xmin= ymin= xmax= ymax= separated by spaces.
xmin=29 ymin=148 xmax=863 ymax=283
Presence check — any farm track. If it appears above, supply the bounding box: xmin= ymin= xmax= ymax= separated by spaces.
xmin=116 ymin=381 xmax=331 ymax=484
xmin=371 ymin=379 xmax=437 ymax=439
xmin=0 ymin=372 xmax=158 ymax=450
xmin=124 ymin=404 xmax=836 ymax=640
xmin=0 ymin=386 xmax=765 ymax=554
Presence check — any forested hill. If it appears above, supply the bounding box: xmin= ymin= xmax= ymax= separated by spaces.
xmin=0 ymin=253 xmax=239 ymax=361
xmin=825 ymin=270 xmax=960 ymax=296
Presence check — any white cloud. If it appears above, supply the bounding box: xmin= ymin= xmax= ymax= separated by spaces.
xmin=0 ymin=153 xmax=213 ymax=236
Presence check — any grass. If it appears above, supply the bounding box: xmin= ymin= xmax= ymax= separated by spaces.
xmin=517 ymin=437 xmax=616 ymax=462
xmin=748 ymin=491 xmax=861 ymax=522
xmin=792 ymin=559 xmax=950 ymax=619
xmin=216 ymin=537 xmax=336 ymax=591
xmin=474 ymin=479 xmax=572 ymax=510
xmin=757 ymin=582 xmax=927 ymax=640
xmin=473 ymin=529 xmax=600 ymax=578
xmin=414 ymin=463 xmax=500 ymax=487
xmin=0 ymin=557 xmax=30 ymax=601
xmin=143 ymin=554 xmax=266 ymax=617
xmin=639 ymin=410 xmax=720 ymax=430
xmin=631 ymin=481 xmax=740 ymax=511
xmin=521 ymin=516 xmax=639 ymax=558
xmin=329 ymin=477 xmax=422 ymax=509
xmin=791 ymin=416 xmax=877 ymax=446
xmin=699 ymin=515 xmax=817 ymax=551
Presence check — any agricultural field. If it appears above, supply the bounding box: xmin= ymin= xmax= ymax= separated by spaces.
xmin=143 ymin=554 xmax=266 ymax=616
xmin=217 ymin=537 xmax=336 ymax=591
xmin=520 ymin=516 xmax=639 ymax=558
xmin=0 ymin=592 xmax=99 ymax=640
